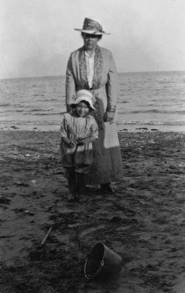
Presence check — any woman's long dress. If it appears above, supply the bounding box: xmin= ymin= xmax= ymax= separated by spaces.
xmin=65 ymin=45 xmax=122 ymax=184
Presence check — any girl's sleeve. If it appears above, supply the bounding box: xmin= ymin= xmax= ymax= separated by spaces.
xmin=65 ymin=53 xmax=76 ymax=111
xmin=105 ymin=51 xmax=119 ymax=114
xmin=90 ymin=117 xmax=99 ymax=139
xmin=60 ymin=114 xmax=68 ymax=138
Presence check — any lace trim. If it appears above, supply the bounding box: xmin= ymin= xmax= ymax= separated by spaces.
xmin=78 ymin=46 xmax=103 ymax=90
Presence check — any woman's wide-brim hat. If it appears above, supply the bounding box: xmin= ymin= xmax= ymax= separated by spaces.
xmin=71 ymin=90 xmax=95 ymax=110
xmin=74 ymin=17 xmax=110 ymax=35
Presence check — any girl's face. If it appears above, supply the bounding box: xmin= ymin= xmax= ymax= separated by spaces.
xmin=76 ymin=101 xmax=90 ymax=117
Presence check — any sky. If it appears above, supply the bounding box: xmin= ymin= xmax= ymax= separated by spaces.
xmin=0 ymin=0 xmax=185 ymax=79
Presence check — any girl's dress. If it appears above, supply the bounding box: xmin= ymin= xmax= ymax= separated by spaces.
xmin=60 ymin=113 xmax=98 ymax=174
xmin=65 ymin=45 xmax=122 ymax=184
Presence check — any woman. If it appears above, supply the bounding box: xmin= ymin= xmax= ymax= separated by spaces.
xmin=65 ymin=17 xmax=122 ymax=192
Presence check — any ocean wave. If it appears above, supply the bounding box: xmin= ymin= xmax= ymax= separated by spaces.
xmin=0 ymin=120 xmax=59 ymax=125
xmin=31 ymin=108 xmax=51 ymax=112
xmin=118 ymin=120 xmax=185 ymax=126
xmin=158 ymin=81 xmax=176 ymax=84
xmin=35 ymin=98 xmax=59 ymax=102
xmin=0 ymin=103 xmax=11 ymax=107
xmin=23 ymin=112 xmax=62 ymax=116
xmin=0 ymin=109 xmax=24 ymax=113
xmin=118 ymin=109 xmax=185 ymax=115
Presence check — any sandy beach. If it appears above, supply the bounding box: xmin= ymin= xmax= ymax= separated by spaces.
xmin=1 ymin=130 xmax=185 ymax=292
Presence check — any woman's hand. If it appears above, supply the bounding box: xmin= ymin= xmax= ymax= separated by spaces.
xmin=104 ymin=111 xmax=115 ymax=123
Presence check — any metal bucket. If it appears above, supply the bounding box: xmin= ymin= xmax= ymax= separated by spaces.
xmin=84 ymin=242 xmax=122 ymax=280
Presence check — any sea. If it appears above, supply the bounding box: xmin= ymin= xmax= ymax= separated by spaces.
xmin=0 ymin=71 xmax=185 ymax=132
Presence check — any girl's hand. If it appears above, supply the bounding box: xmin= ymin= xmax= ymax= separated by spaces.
xmin=77 ymin=138 xmax=90 ymax=145
xmin=62 ymin=137 xmax=76 ymax=148
xmin=69 ymin=140 xmax=76 ymax=148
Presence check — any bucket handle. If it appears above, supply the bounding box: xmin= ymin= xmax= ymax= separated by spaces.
xmin=84 ymin=258 xmax=104 ymax=280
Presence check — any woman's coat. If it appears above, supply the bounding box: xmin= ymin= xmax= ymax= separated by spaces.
xmin=65 ymin=45 xmax=119 ymax=114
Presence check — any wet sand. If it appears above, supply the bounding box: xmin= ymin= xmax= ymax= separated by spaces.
xmin=0 ymin=130 xmax=185 ymax=292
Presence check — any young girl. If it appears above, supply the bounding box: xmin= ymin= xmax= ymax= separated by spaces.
xmin=60 ymin=90 xmax=98 ymax=201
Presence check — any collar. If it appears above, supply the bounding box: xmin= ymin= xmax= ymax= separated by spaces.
xmin=84 ymin=50 xmax=95 ymax=58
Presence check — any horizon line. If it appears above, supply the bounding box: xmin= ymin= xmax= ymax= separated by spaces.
xmin=0 ymin=69 xmax=185 ymax=81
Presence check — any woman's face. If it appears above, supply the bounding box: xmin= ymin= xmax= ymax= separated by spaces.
xmin=82 ymin=33 xmax=100 ymax=51
xmin=76 ymin=101 xmax=90 ymax=117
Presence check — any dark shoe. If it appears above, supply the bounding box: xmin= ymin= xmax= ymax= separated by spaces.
xmin=67 ymin=192 xmax=79 ymax=202
xmin=82 ymin=185 xmax=99 ymax=194
xmin=100 ymin=183 xmax=115 ymax=194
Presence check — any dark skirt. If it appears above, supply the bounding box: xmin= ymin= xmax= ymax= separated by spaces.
xmin=86 ymin=97 xmax=122 ymax=184
xmin=60 ymin=141 xmax=94 ymax=174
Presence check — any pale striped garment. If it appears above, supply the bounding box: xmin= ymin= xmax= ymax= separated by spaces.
xmin=60 ymin=112 xmax=98 ymax=172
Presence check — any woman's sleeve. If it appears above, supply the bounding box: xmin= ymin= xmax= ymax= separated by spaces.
xmin=105 ymin=52 xmax=119 ymax=113
xmin=65 ymin=54 xmax=76 ymax=111
xmin=60 ymin=115 xmax=68 ymax=138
